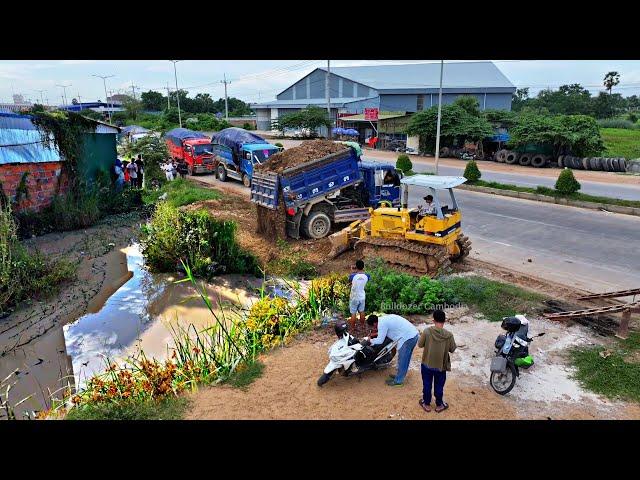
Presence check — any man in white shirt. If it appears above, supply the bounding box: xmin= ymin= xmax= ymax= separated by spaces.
xmin=418 ymin=195 xmax=436 ymax=217
xmin=367 ymin=313 xmax=420 ymax=386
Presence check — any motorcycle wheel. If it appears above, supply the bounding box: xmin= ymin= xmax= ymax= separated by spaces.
xmin=317 ymin=372 xmax=334 ymax=387
xmin=490 ymin=363 xmax=517 ymax=395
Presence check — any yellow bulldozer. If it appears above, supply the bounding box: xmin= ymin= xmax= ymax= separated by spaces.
xmin=328 ymin=175 xmax=471 ymax=276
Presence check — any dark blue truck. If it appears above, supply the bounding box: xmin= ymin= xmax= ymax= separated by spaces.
xmin=250 ymin=145 xmax=402 ymax=239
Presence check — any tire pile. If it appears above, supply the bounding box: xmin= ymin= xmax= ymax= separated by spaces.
xmin=494 ymin=149 xmax=550 ymax=168
xmin=557 ymin=155 xmax=627 ymax=172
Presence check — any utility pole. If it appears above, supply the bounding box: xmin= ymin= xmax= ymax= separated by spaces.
xmin=166 ymin=83 xmax=171 ymax=110
xmin=434 ymin=60 xmax=444 ymax=175
xmin=56 ymin=83 xmax=72 ymax=107
xmin=92 ymin=74 xmax=115 ymax=123
xmin=77 ymin=92 xmax=82 ymax=109
xmin=170 ymin=60 xmax=182 ymax=128
xmin=221 ymin=73 xmax=230 ymax=120
xmin=34 ymin=89 xmax=46 ymax=106
xmin=130 ymin=82 xmax=139 ymax=101
xmin=326 ymin=60 xmax=331 ymax=138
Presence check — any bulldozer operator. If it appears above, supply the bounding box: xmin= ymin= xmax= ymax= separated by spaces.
xmin=418 ymin=195 xmax=437 ymax=218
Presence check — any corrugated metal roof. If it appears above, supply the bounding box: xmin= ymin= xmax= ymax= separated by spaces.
xmin=250 ymin=97 xmax=376 ymax=109
xmin=338 ymin=112 xmax=407 ymax=122
xmin=0 ymin=112 xmax=61 ymax=165
xmin=319 ymin=62 xmax=515 ymax=92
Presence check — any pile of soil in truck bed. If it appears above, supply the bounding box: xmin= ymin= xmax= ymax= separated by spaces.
xmin=255 ymin=139 xmax=349 ymax=173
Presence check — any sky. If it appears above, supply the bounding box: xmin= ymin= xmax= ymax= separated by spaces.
xmin=2 ymin=60 xmax=640 ymax=106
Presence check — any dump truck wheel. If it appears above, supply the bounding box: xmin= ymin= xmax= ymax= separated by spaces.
xmin=217 ymin=165 xmax=227 ymax=182
xmin=505 ymin=151 xmax=519 ymax=164
xmin=302 ymin=211 xmax=332 ymax=239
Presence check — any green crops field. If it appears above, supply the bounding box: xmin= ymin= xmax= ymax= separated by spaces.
xmin=601 ymin=128 xmax=640 ymax=159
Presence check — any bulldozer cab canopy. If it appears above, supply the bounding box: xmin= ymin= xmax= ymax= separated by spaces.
xmin=400 ymin=175 xmax=466 ymax=189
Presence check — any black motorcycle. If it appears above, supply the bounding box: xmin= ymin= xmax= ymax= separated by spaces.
xmin=489 ymin=315 xmax=544 ymax=395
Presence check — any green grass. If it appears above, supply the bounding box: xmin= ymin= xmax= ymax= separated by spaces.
xmin=403 ymin=170 xmax=434 ymax=177
xmin=66 ymin=396 xmax=191 ymax=420
xmin=601 ymin=128 xmax=640 ymax=159
xmin=224 ymin=360 xmax=265 ymax=389
xmin=468 ymin=180 xmax=640 ymax=209
xmin=265 ymin=239 xmax=318 ymax=279
xmin=142 ymin=178 xmax=221 ymax=208
xmin=570 ymin=333 xmax=640 ymax=402
xmin=442 ymin=275 xmax=546 ymax=322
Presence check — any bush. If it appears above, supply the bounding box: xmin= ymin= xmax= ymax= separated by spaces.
xmin=396 ymin=154 xmax=413 ymax=173
xmin=140 ymin=203 xmax=259 ymax=279
xmin=274 ymin=142 xmax=284 ymax=149
xmin=1 ymin=204 xmax=77 ymax=314
xmin=463 ymin=160 xmax=482 ymax=183
xmin=555 ymin=168 xmax=581 ymax=194
xmin=242 ymin=122 xmax=254 ymax=130
xmin=364 ymin=261 xmax=452 ymax=314
xmin=628 ymin=113 xmax=638 ymax=124
xmin=597 ymin=118 xmax=639 ymax=130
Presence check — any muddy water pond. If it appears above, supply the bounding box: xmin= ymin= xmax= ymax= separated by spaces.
xmin=0 ymin=244 xmax=294 ymax=419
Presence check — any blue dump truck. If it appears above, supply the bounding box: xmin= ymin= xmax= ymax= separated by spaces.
xmin=211 ymin=127 xmax=280 ymax=187
xmin=251 ymin=143 xmax=402 ymax=239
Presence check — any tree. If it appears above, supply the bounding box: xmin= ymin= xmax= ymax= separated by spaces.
xmin=141 ymin=90 xmax=165 ymax=111
xmin=453 ymin=95 xmax=481 ymax=116
xmin=126 ymin=134 xmax=169 ymax=188
xmin=593 ymin=92 xmax=626 ymax=118
xmin=603 ymin=71 xmax=620 ymax=95
xmin=278 ymin=106 xmax=331 ymax=136
xmin=122 ymin=97 xmax=143 ymax=121
xmin=405 ymin=104 xmax=494 ymax=153
xmin=511 ymin=88 xmax=530 ymax=111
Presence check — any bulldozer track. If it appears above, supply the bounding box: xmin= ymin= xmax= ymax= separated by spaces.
xmin=451 ymin=234 xmax=472 ymax=262
xmin=354 ymin=237 xmax=452 ymax=277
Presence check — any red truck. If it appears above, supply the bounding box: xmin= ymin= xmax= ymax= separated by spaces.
xmin=164 ymin=128 xmax=215 ymax=175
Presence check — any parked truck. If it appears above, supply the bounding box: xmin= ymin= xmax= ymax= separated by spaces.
xmin=250 ymin=144 xmax=402 ymax=239
xmin=211 ymin=127 xmax=280 ymax=187
xmin=165 ymin=128 xmax=215 ymax=175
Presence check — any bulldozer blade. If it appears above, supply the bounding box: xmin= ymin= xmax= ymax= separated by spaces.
xmin=328 ymin=230 xmax=352 ymax=259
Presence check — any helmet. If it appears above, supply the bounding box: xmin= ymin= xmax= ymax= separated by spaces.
xmin=334 ymin=321 xmax=349 ymax=338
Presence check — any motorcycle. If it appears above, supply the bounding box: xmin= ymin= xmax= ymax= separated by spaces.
xmin=489 ymin=315 xmax=545 ymax=395
xmin=317 ymin=322 xmax=398 ymax=387
xmin=457 ymin=151 xmax=477 ymax=160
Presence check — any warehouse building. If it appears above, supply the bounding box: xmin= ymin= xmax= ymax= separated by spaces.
xmin=251 ymin=61 xmax=516 ymax=136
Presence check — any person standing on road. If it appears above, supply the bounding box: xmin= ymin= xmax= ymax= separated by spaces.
xmin=348 ymin=260 xmax=370 ymax=335
xmin=135 ymin=154 xmax=144 ymax=189
xmin=418 ymin=309 xmax=457 ymax=413
xmin=114 ymin=159 xmax=124 ymax=192
xmin=366 ymin=314 xmax=419 ymax=387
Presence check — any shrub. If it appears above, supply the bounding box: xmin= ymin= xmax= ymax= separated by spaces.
xmin=628 ymin=113 xmax=638 ymax=124
xmin=555 ymin=168 xmax=581 ymax=194
xmin=463 ymin=160 xmax=482 ymax=183
xmin=1 ymin=204 xmax=77 ymax=314
xmin=597 ymin=118 xmax=639 ymax=130
xmin=242 ymin=122 xmax=254 ymax=130
xmin=274 ymin=142 xmax=284 ymax=149
xmin=396 ymin=154 xmax=413 ymax=173
xmin=140 ymin=203 xmax=259 ymax=278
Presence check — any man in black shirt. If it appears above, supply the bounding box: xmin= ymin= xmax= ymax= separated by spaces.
xmin=135 ymin=154 xmax=144 ymax=189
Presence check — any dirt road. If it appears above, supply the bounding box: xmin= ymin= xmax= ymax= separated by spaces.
xmin=187 ymin=309 xmax=640 ymax=420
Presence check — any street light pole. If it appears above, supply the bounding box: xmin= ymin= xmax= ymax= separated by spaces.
xmin=56 ymin=83 xmax=72 ymax=107
xmin=92 ymin=74 xmax=115 ymax=123
xmin=434 ymin=60 xmax=444 ymax=176
xmin=34 ymin=89 xmax=46 ymax=106
xmin=170 ymin=60 xmax=182 ymax=128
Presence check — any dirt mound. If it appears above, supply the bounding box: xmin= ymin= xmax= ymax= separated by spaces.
xmin=256 ymin=203 xmax=286 ymax=241
xmin=256 ymin=139 xmax=349 ymax=173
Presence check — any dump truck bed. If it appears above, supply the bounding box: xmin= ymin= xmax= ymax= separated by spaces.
xmin=250 ymin=148 xmax=361 ymax=210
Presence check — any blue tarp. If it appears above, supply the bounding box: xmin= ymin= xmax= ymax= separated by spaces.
xmin=121 ymin=125 xmax=150 ymax=135
xmin=211 ymin=127 xmax=268 ymax=153
xmin=164 ymin=128 xmax=208 ymax=141
xmin=488 ymin=133 xmax=510 ymax=143
xmin=0 ymin=112 xmax=62 ymax=165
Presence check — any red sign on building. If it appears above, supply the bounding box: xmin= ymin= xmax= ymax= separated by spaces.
xmin=364 ymin=108 xmax=379 ymax=121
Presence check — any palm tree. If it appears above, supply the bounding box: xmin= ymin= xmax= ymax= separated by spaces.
xmin=603 ymin=71 xmax=620 ymax=95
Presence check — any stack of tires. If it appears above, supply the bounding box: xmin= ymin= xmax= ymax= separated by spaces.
xmin=495 ymin=149 xmax=550 ymax=168
xmin=558 ymin=156 xmax=627 ymax=172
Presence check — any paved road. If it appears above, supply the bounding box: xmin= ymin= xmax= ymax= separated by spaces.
xmin=362 ymin=154 xmax=640 ymax=201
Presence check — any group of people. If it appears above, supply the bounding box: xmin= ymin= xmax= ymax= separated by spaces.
xmin=114 ymin=155 xmax=144 ymax=191
xmin=348 ymin=259 xmax=457 ymax=413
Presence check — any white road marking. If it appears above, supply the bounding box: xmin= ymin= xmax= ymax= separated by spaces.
xmin=493 ymin=241 xmax=512 ymax=247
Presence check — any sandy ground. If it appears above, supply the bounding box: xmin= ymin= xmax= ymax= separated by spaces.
xmin=186 ymin=308 xmax=640 ymax=420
